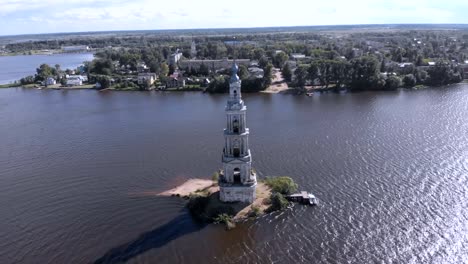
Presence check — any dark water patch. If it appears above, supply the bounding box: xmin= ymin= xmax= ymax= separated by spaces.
xmin=93 ymin=213 xmax=206 ymax=264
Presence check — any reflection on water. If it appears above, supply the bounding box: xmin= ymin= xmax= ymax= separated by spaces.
xmin=0 ymin=85 xmax=467 ymax=263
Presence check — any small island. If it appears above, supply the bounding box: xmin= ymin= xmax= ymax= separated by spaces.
xmin=159 ymin=175 xmax=299 ymax=229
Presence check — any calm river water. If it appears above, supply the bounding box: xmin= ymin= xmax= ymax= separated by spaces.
xmin=0 ymin=53 xmax=94 ymax=84
xmin=0 ymin=86 xmax=467 ymax=263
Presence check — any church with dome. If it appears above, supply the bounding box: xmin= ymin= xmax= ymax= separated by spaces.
xmin=218 ymin=63 xmax=257 ymax=203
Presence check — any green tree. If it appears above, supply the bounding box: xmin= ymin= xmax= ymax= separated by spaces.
xmin=349 ymin=56 xmax=380 ymax=91
xmin=94 ymin=75 xmax=111 ymax=89
xmin=416 ymin=55 xmax=424 ymax=66
xmin=331 ymin=60 xmax=350 ymax=89
xmin=268 ymin=193 xmax=289 ymax=212
xmin=20 ymin=75 xmax=35 ymax=85
xmin=199 ymin=63 xmax=210 ymax=76
xmin=385 ymin=75 xmax=401 ymax=90
xmin=90 ymin=59 xmax=113 ymax=75
xmin=168 ymin=64 xmax=176 ymax=75
xmin=159 ymin=62 xmax=169 ymax=79
xmin=238 ymin=64 xmax=249 ymax=80
xmin=35 ymin=64 xmax=55 ymax=82
xmin=380 ymin=59 xmax=386 ymax=72
xmin=258 ymin=56 xmax=269 ymax=68
xmin=281 ymin=63 xmax=292 ymax=82
xmin=307 ymin=62 xmax=319 ymax=84
xmin=264 ymin=176 xmax=298 ymax=195
xmin=206 ymin=75 xmax=229 ymax=93
xmin=273 ymin=52 xmax=289 ymax=68
xmin=403 ymin=74 xmax=417 ymax=87
xmin=415 ymin=69 xmax=429 ymax=84
xmin=252 ymin=48 xmax=265 ymax=60
xmin=262 ymin=63 xmax=273 ymax=87
xmin=427 ymin=61 xmax=451 ymax=85
xmin=294 ymin=65 xmax=309 ymax=87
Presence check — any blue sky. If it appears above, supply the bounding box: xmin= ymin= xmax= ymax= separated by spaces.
xmin=1 ymin=0 xmax=468 ymax=36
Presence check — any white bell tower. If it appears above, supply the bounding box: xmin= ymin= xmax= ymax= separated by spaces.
xmin=219 ymin=63 xmax=257 ymax=203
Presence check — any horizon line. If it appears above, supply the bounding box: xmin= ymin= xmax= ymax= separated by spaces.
xmin=2 ymin=23 xmax=468 ymax=38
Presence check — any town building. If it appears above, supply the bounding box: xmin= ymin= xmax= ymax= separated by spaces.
xmin=44 ymin=77 xmax=56 ymax=86
xmin=137 ymin=73 xmax=157 ymax=87
xmin=62 ymin=46 xmax=90 ymax=53
xmin=218 ymin=63 xmax=257 ymax=203
xmin=290 ymin=53 xmax=311 ymax=63
xmin=165 ymin=71 xmax=185 ymax=88
xmin=169 ymin=49 xmax=183 ymax=65
xmin=66 ymin=75 xmax=86 ymax=86
xmin=248 ymin=67 xmax=264 ymax=79
xmin=137 ymin=62 xmax=149 ymax=73
xmin=291 ymin=53 xmax=306 ymax=60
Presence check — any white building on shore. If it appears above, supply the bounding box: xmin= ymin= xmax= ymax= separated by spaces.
xmin=62 ymin=46 xmax=90 ymax=53
xmin=66 ymin=75 xmax=86 ymax=86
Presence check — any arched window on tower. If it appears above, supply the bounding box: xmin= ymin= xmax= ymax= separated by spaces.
xmin=233 ymin=90 xmax=237 ymax=97
xmin=233 ymin=139 xmax=240 ymax=157
xmin=233 ymin=168 xmax=241 ymax=184
xmin=233 ymin=118 xmax=239 ymax=133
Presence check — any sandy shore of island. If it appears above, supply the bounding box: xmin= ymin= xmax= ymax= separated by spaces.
xmin=158 ymin=178 xmax=216 ymax=197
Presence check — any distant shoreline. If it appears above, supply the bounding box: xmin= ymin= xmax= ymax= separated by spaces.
xmin=0 ymin=50 xmax=95 ymax=57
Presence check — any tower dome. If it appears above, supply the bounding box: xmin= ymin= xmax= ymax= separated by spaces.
xmin=230 ymin=63 xmax=240 ymax=83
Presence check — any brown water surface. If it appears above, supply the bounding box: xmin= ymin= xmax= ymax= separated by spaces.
xmin=0 ymin=85 xmax=467 ymax=263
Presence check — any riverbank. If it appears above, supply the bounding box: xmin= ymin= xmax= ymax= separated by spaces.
xmin=0 ymin=83 xmax=95 ymax=89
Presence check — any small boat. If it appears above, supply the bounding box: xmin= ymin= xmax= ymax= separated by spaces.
xmin=286 ymin=191 xmax=318 ymax=206
xmin=307 ymin=193 xmax=318 ymax=206
xmin=306 ymin=92 xmax=314 ymax=97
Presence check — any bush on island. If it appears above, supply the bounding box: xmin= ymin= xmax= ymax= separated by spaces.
xmin=213 ymin=213 xmax=236 ymax=230
xmin=267 ymin=193 xmax=289 ymax=212
xmin=264 ymin=176 xmax=298 ymax=195
xmin=248 ymin=205 xmax=261 ymax=217
xmin=212 ymin=171 xmax=220 ymax=181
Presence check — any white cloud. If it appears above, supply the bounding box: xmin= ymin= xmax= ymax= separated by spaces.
xmin=0 ymin=0 xmax=467 ymax=35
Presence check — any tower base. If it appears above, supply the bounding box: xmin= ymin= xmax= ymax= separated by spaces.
xmin=219 ymin=183 xmax=256 ymax=203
